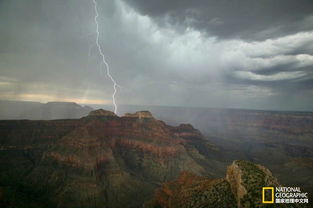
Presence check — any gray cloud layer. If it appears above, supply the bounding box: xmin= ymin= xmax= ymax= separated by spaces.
xmin=0 ymin=0 xmax=313 ymax=111
xmin=125 ymin=0 xmax=313 ymax=40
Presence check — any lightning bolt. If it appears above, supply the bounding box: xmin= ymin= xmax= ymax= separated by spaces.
xmin=92 ymin=0 xmax=119 ymax=114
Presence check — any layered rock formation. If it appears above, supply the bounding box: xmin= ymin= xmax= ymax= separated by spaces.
xmin=149 ymin=160 xmax=306 ymax=208
xmin=0 ymin=110 xmax=309 ymax=208
xmin=0 ymin=110 xmax=221 ymax=208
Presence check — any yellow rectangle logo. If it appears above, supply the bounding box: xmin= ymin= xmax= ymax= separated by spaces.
xmin=262 ymin=187 xmax=274 ymax=203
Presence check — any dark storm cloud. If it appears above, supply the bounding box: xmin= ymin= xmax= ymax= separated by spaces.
xmin=0 ymin=0 xmax=313 ymax=111
xmin=125 ymin=0 xmax=313 ymax=40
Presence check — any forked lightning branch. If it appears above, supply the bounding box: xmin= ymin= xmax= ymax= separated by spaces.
xmin=92 ymin=0 xmax=119 ymax=114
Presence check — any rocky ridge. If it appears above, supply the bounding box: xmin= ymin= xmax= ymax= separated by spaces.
xmin=149 ymin=160 xmax=306 ymax=208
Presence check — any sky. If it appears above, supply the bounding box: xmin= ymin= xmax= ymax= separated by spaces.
xmin=0 ymin=0 xmax=313 ymax=111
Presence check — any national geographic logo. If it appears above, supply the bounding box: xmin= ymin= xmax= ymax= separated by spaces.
xmin=262 ymin=187 xmax=274 ymax=203
xmin=262 ymin=187 xmax=309 ymax=204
